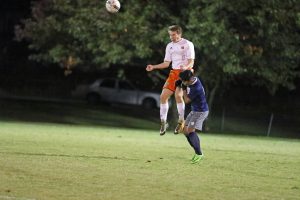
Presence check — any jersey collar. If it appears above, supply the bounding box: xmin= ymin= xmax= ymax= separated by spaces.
xmin=190 ymin=77 xmax=197 ymax=86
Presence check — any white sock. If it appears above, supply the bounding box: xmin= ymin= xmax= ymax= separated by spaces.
xmin=160 ymin=103 xmax=169 ymax=122
xmin=176 ymin=102 xmax=185 ymax=121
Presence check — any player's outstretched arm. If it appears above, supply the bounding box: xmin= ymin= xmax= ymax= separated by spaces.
xmin=146 ymin=61 xmax=170 ymax=71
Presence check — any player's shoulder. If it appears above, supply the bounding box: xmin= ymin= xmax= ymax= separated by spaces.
xmin=182 ymin=38 xmax=193 ymax=44
xmin=166 ymin=42 xmax=173 ymax=49
xmin=181 ymin=38 xmax=194 ymax=48
xmin=193 ymin=78 xmax=202 ymax=88
xmin=196 ymin=77 xmax=204 ymax=84
xmin=186 ymin=39 xmax=195 ymax=48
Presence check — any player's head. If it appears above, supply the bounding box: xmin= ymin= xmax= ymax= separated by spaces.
xmin=179 ymin=70 xmax=194 ymax=85
xmin=168 ymin=25 xmax=182 ymax=42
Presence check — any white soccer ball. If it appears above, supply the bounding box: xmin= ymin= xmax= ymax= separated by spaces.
xmin=105 ymin=0 xmax=121 ymax=13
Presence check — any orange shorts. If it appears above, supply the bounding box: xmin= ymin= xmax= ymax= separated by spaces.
xmin=163 ymin=68 xmax=194 ymax=92
xmin=163 ymin=69 xmax=182 ymax=92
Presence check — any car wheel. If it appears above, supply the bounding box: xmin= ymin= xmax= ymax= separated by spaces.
xmin=86 ymin=93 xmax=101 ymax=105
xmin=142 ymin=98 xmax=156 ymax=109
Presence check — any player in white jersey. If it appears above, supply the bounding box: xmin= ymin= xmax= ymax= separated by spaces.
xmin=146 ymin=25 xmax=195 ymax=135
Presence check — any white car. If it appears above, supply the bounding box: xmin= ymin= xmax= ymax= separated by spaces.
xmin=71 ymin=78 xmax=161 ymax=109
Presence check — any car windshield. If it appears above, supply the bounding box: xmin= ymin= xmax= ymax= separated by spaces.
xmin=100 ymin=79 xmax=115 ymax=88
xmin=119 ymin=81 xmax=135 ymax=90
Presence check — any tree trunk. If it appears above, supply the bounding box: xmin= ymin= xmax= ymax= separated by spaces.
xmin=208 ymin=81 xmax=219 ymax=114
xmin=205 ymin=78 xmax=220 ymax=132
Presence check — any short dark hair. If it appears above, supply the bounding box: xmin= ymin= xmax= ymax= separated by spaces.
xmin=168 ymin=25 xmax=182 ymax=35
xmin=179 ymin=70 xmax=194 ymax=81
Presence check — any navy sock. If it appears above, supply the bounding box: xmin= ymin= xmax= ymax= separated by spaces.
xmin=185 ymin=136 xmax=193 ymax=147
xmin=188 ymin=132 xmax=202 ymax=155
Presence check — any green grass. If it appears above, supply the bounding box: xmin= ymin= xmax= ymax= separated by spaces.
xmin=0 ymin=121 xmax=300 ymax=200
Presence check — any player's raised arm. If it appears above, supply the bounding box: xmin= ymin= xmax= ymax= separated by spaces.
xmin=146 ymin=61 xmax=170 ymax=71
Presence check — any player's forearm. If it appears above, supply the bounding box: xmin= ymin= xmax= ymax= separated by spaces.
xmin=183 ymin=91 xmax=191 ymax=104
xmin=153 ymin=62 xmax=170 ymax=69
xmin=187 ymin=59 xmax=194 ymax=68
xmin=186 ymin=59 xmax=194 ymax=69
xmin=181 ymin=59 xmax=194 ymax=70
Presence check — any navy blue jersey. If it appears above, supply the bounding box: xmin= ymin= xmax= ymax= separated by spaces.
xmin=187 ymin=78 xmax=209 ymax=112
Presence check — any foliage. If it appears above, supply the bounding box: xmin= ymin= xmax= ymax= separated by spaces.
xmin=16 ymin=0 xmax=300 ymax=96
xmin=16 ymin=0 xmax=178 ymax=69
xmin=186 ymin=0 xmax=300 ymax=95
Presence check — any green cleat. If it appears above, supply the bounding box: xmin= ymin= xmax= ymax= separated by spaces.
xmin=191 ymin=154 xmax=204 ymax=164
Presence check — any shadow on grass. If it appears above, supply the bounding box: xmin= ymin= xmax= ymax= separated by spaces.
xmin=0 ymin=98 xmax=159 ymax=130
xmin=0 ymin=151 xmax=138 ymax=161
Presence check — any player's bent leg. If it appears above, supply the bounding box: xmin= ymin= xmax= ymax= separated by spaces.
xmin=159 ymin=89 xmax=173 ymax=135
xmin=174 ymin=119 xmax=184 ymax=134
xmin=184 ymin=127 xmax=204 ymax=164
xmin=160 ymin=88 xmax=173 ymax=104
xmin=174 ymin=87 xmax=185 ymax=134
xmin=174 ymin=87 xmax=184 ymax=103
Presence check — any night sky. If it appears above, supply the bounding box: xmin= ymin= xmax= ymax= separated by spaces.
xmin=0 ymin=0 xmax=32 ymax=68
xmin=0 ymin=0 xmax=31 ymax=41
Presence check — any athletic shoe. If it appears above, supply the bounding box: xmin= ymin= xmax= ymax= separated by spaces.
xmin=160 ymin=121 xmax=169 ymax=136
xmin=191 ymin=154 xmax=204 ymax=164
xmin=174 ymin=120 xmax=184 ymax=134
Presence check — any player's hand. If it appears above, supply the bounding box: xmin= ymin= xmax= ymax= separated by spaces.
xmin=180 ymin=65 xmax=186 ymax=70
xmin=175 ymin=80 xmax=182 ymax=88
xmin=182 ymin=83 xmax=187 ymax=91
xmin=146 ymin=65 xmax=154 ymax=71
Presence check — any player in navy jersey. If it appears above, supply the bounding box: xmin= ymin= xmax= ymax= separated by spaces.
xmin=176 ymin=70 xmax=209 ymax=164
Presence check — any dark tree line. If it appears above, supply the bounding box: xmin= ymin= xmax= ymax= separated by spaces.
xmin=14 ymin=0 xmax=300 ymax=111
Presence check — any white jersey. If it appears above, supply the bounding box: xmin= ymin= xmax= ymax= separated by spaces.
xmin=164 ymin=38 xmax=195 ymax=70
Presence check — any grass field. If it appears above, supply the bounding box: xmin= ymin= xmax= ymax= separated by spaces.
xmin=1 ymin=120 xmax=300 ymax=200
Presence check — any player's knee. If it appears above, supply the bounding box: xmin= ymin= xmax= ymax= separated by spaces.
xmin=183 ymin=127 xmax=191 ymax=135
xmin=184 ymin=127 xmax=195 ymax=135
xmin=175 ymin=92 xmax=182 ymax=98
xmin=175 ymin=88 xmax=183 ymax=95
xmin=160 ymin=89 xmax=173 ymax=103
xmin=174 ymin=91 xmax=183 ymax=102
xmin=160 ymin=94 xmax=168 ymax=103
xmin=184 ymin=131 xmax=193 ymax=136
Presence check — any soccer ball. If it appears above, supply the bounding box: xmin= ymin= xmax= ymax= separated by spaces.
xmin=105 ymin=0 xmax=121 ymax=13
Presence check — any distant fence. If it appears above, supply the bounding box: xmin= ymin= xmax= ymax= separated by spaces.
xmin=0 ymin=78 xmax=299 ymax=138
xmin=207 ymin=106 xmax=300 ymax=138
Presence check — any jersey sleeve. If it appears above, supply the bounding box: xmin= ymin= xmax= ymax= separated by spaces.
xmin=164 ymin=44 xmax=171 ymax=62
xmin=186 ymin=41 xmax=195 ymax=60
